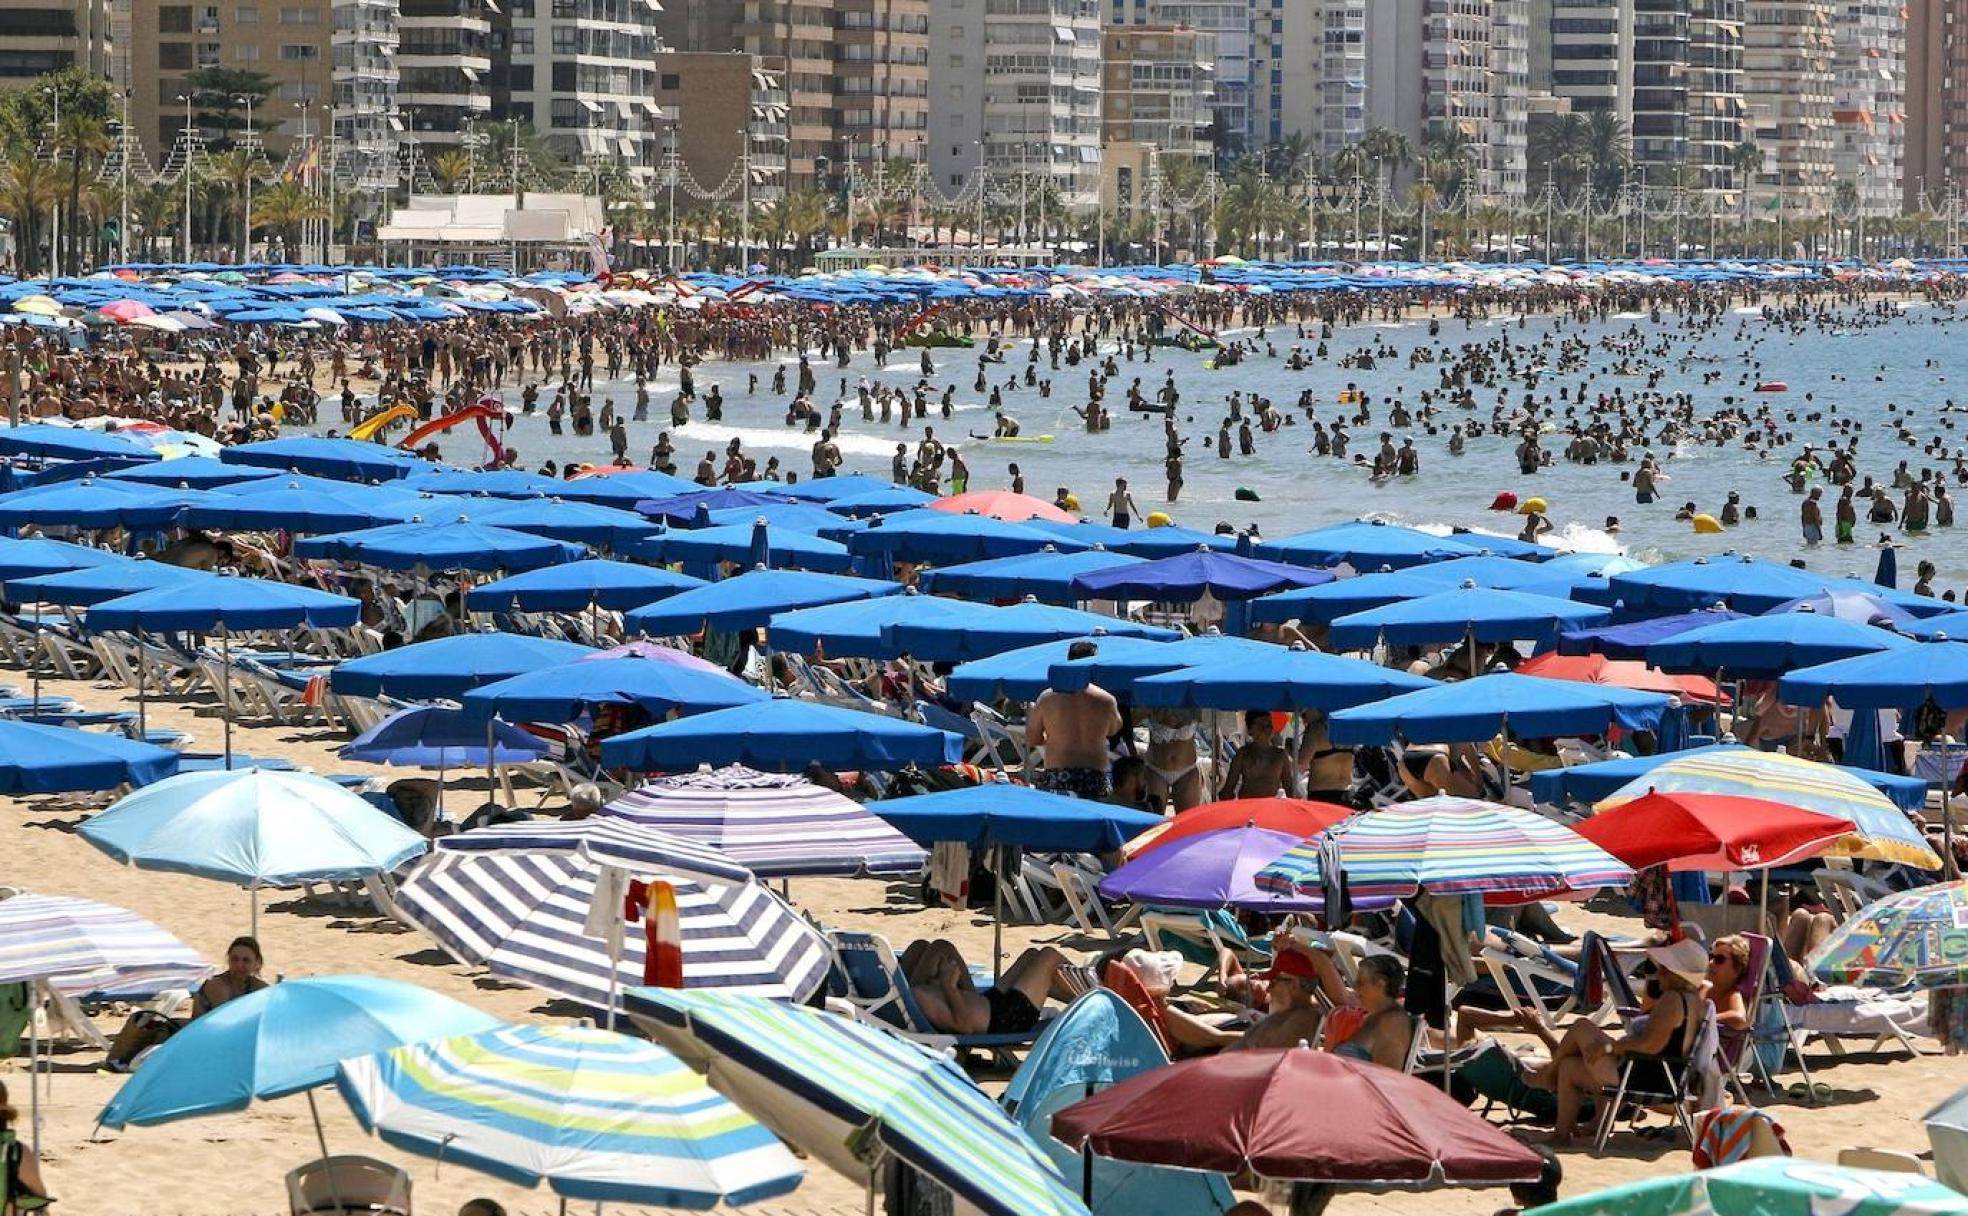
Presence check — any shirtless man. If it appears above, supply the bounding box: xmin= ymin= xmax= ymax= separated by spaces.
xmin=1025 ymin=640 xmax=1122 ymax=798
xmin=900 ymin=939 xmax=1071 ymax=1036
xmin=1233 ymin=948 xmax=1332 ymax=1050
xmin=1219 ymin=711 xmax=1298 ymax=799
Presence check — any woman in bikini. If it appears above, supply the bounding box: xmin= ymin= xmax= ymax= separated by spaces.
xmin=1140 ymin=708 xmax=1205 ymax=813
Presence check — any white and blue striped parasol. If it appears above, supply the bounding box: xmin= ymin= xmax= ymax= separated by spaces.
xmin=0 ymin=892 xmax=208 ymax=997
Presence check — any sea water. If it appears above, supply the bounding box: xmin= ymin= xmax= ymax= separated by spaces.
xmin=480 ymin=301 xmax=1968 ymax=589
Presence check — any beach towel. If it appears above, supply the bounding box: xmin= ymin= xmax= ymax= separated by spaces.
xmin=1693 ymin=1106 xmax=1790 ymax=1167
xmin=930 ymin=841 xmax=970 ymax=910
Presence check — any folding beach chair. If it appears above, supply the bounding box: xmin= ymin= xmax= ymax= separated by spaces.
xmin=1594 ymin=1003 xmax=1722 ymax=1152
xmin=829 ymin=929 xmax=1048 ymax=1065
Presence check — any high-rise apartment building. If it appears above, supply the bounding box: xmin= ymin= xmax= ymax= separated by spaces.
xmin=331 ymin=0 xmax=396 ymax=190
xmin=928 ymin=0 xmax=1103 ymax=208
xmin=1830 ymin=0 xmax=1904 ymax=216
xmin=1109 ymin=0 xmax=1249 ymax=152
xmin=1686 ymin=0 xmax=1745 ymax=192
xmin=396 ymin=0 xmax=491 ymax=149
xmin=0 ymin=0 xmax=113 ymax=85
xmin=1100 ymin=24 xmax=1214 ymax=162
xmin=1742 ymin=0 xmax=1835 ymax=210
xmin=131 ymin=0 xmax=338 ymax=165
xmin=1355 ymin=0 xmax=1525 ymax=202
xmin=651 ymin=52 xmax=786 ymax=202
xmin=494 ymin=0 xmax=662 ymax=177
xmin=654 ymin=0 xmax=927 ymax=193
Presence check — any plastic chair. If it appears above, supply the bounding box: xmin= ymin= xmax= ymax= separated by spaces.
xmin=285 ymin=1154 xmax=412 ymax=1216
xmin=1838 ymin=1147 xmax=1926 ymax=1175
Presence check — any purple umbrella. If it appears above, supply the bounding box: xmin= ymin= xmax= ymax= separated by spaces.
xmin=1097 ymin=826 xmax=1328 ymax=912
xmin=579 ymin=639 xmax=732 ymax=678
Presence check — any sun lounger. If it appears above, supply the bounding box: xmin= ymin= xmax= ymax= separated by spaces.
xmin=829 ymin=929 xmax=1048 ymax=1063
xmin=1763 ymin=935 xmax=1924 ymax=1063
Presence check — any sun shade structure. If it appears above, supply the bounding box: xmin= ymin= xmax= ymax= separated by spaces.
xmin=294 ymin=517 xmax=587 ymax=573
xmin=602 ymin=699 xmax=964 ymax=773
xmin=465 ymin=558 xmax=706 ymax=613
xmin=331 ymin=633 xmax=594 ymax=700
xmin=0 ymin=893 xmax=207 ymax=998
xmin=625 ymin=570 xmax=901 ymax=636
xmin=1327 ymin=672 xmax=1669 ymax=746
xmin=1255 ymin=520 xmax=1484 ymax=570
xmin=219 ymin=435 xmax=427 ymax=481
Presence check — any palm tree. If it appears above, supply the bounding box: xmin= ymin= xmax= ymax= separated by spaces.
xmin=252 ymin=178 xmax=327 ymax=257
xmin=204 ymin=148 xmax=262 ymax=261
xmin=783 ymin=189 xmax=829 ymax=268
xmin=54 ymin=111 xmax=111 ymax=275
xmin=1583 ymin=112 xmax=1632 ymax=199
xmin=429 ymin=149 xmax=474 ymax=194
xmin=130 ymin=179 xmax=178 ymax=261
xmin=1529 ymin=112 xmax=1587 ymax=191
xmin=1361 ymin=127 xmax=1411 ymax=190
xmin=1730 ymin=140 xmax=1764 ymax=253
xmin=0 ymin=152 xmax=59 ymax=274
xmin=81 ymin=180 xmax=119 ymax=266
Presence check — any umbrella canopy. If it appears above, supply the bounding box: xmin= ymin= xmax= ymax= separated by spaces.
xmin=1603 ymin=556 xmax=1861 ymax=615
xmin=1129 ymin=647 xmax=1439 ymax=711
xmin=0 ymin=719 xmax=180 ymax=793
xmin=847 ymin=509 xmax=1088 ymax=564
xmin=625 ymin=989 xmax=1088 ymax=1216
xmin=640 ymin=522 xmax=854 ymax=573
xmin=7 ymin=560 xmax=211 ymax=608
xmin=603 ymin=699 xmax=963 ymax=773
xmin=603 ymin=765 xmax=925 ymax=878
xmin=1251 ymin=568 xmax=1477 ymax=627
xmin=1099 ymin=826 xmax=1323 ymax=911
xmin=460 ymin=658 xmax=765 ymax=724
xmin=1645 ymin=611 xmax=1914 ymax=678
xmin=394 ymin=846 xmax=831 ymax=1005
xmin=824 ymin=485 xmax=938 ymax=517
xmin=1780 ymin=643 xmax=1968 ymax=710
xmin=1522 ymin=1159 xmax=1968 ymax=1216
xmin=1595 ymin=749 xmax=1940 ymax=870
xmin=1528 ymin=743 xmax=1930 ymax=813
xmin=86 ymin=577 xmax=361 ymax=633
xmin=0 ymin=893 xmax=207 ymax=998
xmin=1256 ymin=796 xmax=1631 ymax=902
xmin=1930 ymin=1084 xmax=1968 ymax=1195
xmin=1808 ymin=880 xmax=1968 ymax=989
xmin=1070 ymin=550 xmax=1334 ymax=603
xmin=437 ymin=817 xmax=754 ymax=887
xmin=219 ymin=436 xmax=426 ymax=481
xmin=337 ymin=1024 xmax=803 ymax=1208
xmin=1255 ymin=520 xmax=1483 ymax=570
xmin=881 ymin=600 xmax=1180 ymax=663
xmin=625 ymin=570 xmax=901 ymax=637
xmin=1124 ymin=797 xmax=1353 ymax=859
xmin=466 ymin=498 xmax=659 ymax=550
xmin=1516 ymin=652 xmax=1726 ymax=704
xmin=78 ymin=767 xmax=429 ymax=888
xmin=1047 ymin=634 xmax=1278 ymax=697
xmin=1328 ymin=584 xmax=1610 ymax=650
xmin=176 ymin=480 xmax=412 ymax=534
xmin=871 ymin=783 xmax=1163 ymax=854
xmin=1768 ymin=589 xmax=1925 ymax=628
xmin=403 ymin=468 xmax=569 ymax=499
xmin=295 ymin=518 xmax=586 ymax=573
xmin=96 ymin=975 xmax=500 ymax=1129
xmin=1328 ymin=673 xmax=1670 ymax=746
xmin=342 ymin=706 xmax=555 ymax=768
xmin=635 ymin=488 xmax=797 ymax=525
xmin=945 ymin=636 xmax=1174 ymax=702
xmin=1051 ymin=1046 xmax=1544 ymax=1186
xmin=930 ymin=490 xmax=1076 ymax=523
xmin=766 ymin=592 xmax=983 ymax=659
xmin=552 ymin=469 xmax=700 ymax=510
xmin=0 ymin=423 xmax=159 ymax=463
xmin=331 ymin=633 xmax=594 ymax=700
xmin=0 ymin=538 xmax=124 ymax=584
xmin=918 ymin=549 xmax=1144 ymax=605
xmin=465 ymin=559 xmax=706 ymax=613
xmin=0 ymin=481 xmax=203 ymax=530
xmin=1572 ymin=791 xmax=1854 ymax=872
xmin=1555 ymin=609 xmax=1750 ymax=659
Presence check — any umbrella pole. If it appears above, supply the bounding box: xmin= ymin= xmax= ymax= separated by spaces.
xmin=221 ymin=625 xmax=234 ymax=769
xmin=304 ymin=1090 xmax=349 ymax=1216
xmin=28 ymin=987 xmax=40 ymax=1156
xmin=136 ymin=627 xmax=148 ymax=738
xmin=1467 ymin=625 xmax=1477 ymax=681
xmin=250 ymin=887 xmax=258 ymax=938
xmin=1081 ymin=1143 xmax=1094 ymax=1206
xmin=486 ymin=719 xmax=496 ymax=805
xmin=991 ymin=844 xmax=1005 ymax=977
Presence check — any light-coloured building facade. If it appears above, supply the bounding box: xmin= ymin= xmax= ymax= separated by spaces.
xmin=396 ymin=0 xmax=491 ymax=149
xmin=0 ymin=0 xmax=113 ymax=86
xmin=1109 ymin=0 xmax=1249 ymax=152
xmin=1742 ymin=0 xmax=1836 ymax=210
xmin=1830 ymin=0 xmax=1904 ymax=216
xmin=498 ymin=0 xmax=663 ymax=177
xmin=1100 ymin=23 xmax=1214 ymax=163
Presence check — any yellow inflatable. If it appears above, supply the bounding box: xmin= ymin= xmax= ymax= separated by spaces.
xmin=1063 ymin=494 xmax=1082 ymax=513
xmin=1338 ymin=390 xmax=1364 ymax=405
xmin=349 ymin=402 xmax=417 ymax=442
xmin=1146 ymin=512 xmax=1172 ymax=528
xmin=1692 ymin=513 xmax=1724 ymax=535
xmin=1517 ymin=496 xmax=1549 ymax=515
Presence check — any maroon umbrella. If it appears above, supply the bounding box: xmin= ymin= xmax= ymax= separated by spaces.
xmin=1050 ymin=1047 xmax=1543 ymax=1186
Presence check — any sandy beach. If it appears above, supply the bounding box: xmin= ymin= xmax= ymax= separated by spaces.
xmin=4 ymin=661 xmax=1965 ymax=1216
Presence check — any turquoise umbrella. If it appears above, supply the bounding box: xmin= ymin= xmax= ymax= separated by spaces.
xmin=1526 ymin=1159 xmax=1968 ymax=1216
xmin=336 ymin=1024 xmax=803 ymax=1208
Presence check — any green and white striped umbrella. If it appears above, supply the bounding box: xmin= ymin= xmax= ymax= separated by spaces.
xmin=1527 ymin=1159 xmax=1968 ymax=1216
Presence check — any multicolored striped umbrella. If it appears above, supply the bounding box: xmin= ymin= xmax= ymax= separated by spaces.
xmin=1597 ymin=749 xmax=1941 ymax=870
xmin=625 ymin=989 xmax=1087 ymax=1216
xmin=1808 ymin=880 xmax=1968 ymax=989
xmin=336 ymin=1023 xmax=803 ymax=1208
xmin=1524 ymin=1158 xmax=1968 ymax=1216
xmin=602 ymin=765 xmax=927 ymax=878
xmin=393 ymin=849 xmax=831 ymax=1008
xmin=1254 ymin=796 xmax=1633 ymax=901
xmin=0 ymin=893 xmax=208 ymax=997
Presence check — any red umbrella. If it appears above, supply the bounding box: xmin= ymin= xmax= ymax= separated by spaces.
xmin=1517 ymin=651 xmax=1727 ymax=705
xmin=929 ymin=490 xmax=1076 ymax=524
xmin=1572 ymin=789 xmax=1854 ymax=872
xmin=1124 ymin=796 xmax=1353 ymax=859
xmin=1050 ymin=1047 xmax=1544 ymax=1186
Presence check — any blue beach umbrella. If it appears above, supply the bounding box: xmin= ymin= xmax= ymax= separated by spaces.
xmin=882 ymin=600 xmax=1181 ymax=663
xmin=945 ymin=636 xmax=1174 ymax=702
xmin=1555 ymin=609 xmax=1750 ymax=659
xmin=465 ymin=559 xmax=706 ymax=613
xmin=848 ymin=509 xmax=1088 ymax=564
xmin=1527 ymin=742 xmax=1930 ymax=812
xmin=176 ymin=479 xmax=411 ymax=534
xmin=6 ymin=560 xmax=210 ymax=607
xmin=602 ymin=699 xmax=963 ymax=773
xmin=636 ymin=488 xmax=796 ymax=525
xmin=1105 ymin=526 xmax=1226 ymax=559
xmin=1129 ymin=648 xmax=1439 ymax=711
xmin=551 ymin=470 xmax=699 ymax=509
xmin=767 ymin=592 xmax=983 ymax=659
xmin=342 ymin=706 xmax=554 ymax=767
xmin=1604 ymin=555 xmax=1856 ymax=614
xmin=625 ymin=570 xmax=901 ymax=636
xmin=705 ymin=503 xmax=859 ymax=533
xmin=760 ymin=472 xmax=895 ymax=502
xmin=104 ymin=456 xmax=279 ymax=489
xmin=219 ymin=436 xmax=427 ymax=482
xmin=641 ymin=522 xmax=854 ymax=573
xmin=0 ymin=718 xmax=179 ymax=793
xmin=1768 ymin=589 xmax=1924 ymax=628
xmin=1779 ymin=643 xmax=1968 ymax=709
xmin=1645 ymin=611 xmax=1914 ymax=679
xmin=1328 ymin=672 xmax=1671 ymax=746
xmin=871 ymin=783 xmax=1163 ymax=854
xmin=96 ymin=975 xmax=500 ymax=1129
xmin=332 ymin=633 xmax=594 ymax=700
xmin=1249 ymin=568 xmax=1467 ymax=626
xmin=0 ymin=479 xmax=193 ymax=529
xmin=919 ymin=549 xmax=1144 ymax=605
xmin=1328 ymin=584 xmax=1611 ymax=651
xmin=1071 ymin=549 xmax=1332 ymax=604
xmin=466 ymin=497 xmax=660 ymax=550
xmin=400 ymin=468 xmax=567 ymax=498
xmin=0 ymin=424 xmax=160 ymax=463
xmin=460 ymin=657 xmax=765 ymax=723
xmin=86 ymin=577 xmax=361 ymax=633
xmin=1048 ymin=634 xmax=1274 ymax=696
xmin=824 ymin=485 xmax=937 ymax=517
xmin=335 ymin=1024 xmax=804 ymax=1208
xmin=1256 ymin=520 xmax=1482 ymax=570
xmin=0 ymin=538 xmax=124 ymax=584
xmin=294 ymin=517 xmax=586 ymax=573
xmin=1905 ymin=611 xmax=1968 ymax=642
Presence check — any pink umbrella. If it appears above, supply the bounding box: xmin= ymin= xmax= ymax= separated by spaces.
xmin=99 ymin=300 xmax=155 ymax=322
xmin=581 ymin=639 xmax=732 ymax=678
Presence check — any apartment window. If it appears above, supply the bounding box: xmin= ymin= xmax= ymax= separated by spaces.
xmin=235 ymin=42 xmax=259 ymax=59
xmin=277 ymin=5 xmax=316 ymax=20
xmin=550 ymin=25 xmax=575 ymax=52
xmin=509 ymin=64 xmax=532 ymax=90
xmin=234 ymin=4 xmax=256 ymax=18
xmin=158 ymin=4 xmax=192 ymax=30
xmin=511 ymin=27 xmax=532 ymax=53
xmin=659 ymin=72 xmax=678 ymax=90
xmin=552 ymin=61 xmax=574 ymax=91
xmin=279 ymin=41 xmax=319 ymax=59
xmin=158 ymin=41 xmax=192 ymax=67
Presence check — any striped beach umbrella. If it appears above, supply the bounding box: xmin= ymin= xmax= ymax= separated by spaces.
xmin=1255 ymin=796 xmax=1632 ymax=901
xmin=336 ymin=1023 xmax=803 ymax=1209
xmin=1596 ymin=749 xmax=1940 ymax=871
xmin=0 ymin=893 xmax=207 ymax=997
xmin=602 ymin=766 xmax=927 ymax=878
xmin=626 ymin=989 xmax=1087 ymax=1216
xmin=393 ymin=848 xmax=831 ymax=1008
xmin=436 ymin=817 xmax=753 ymax=887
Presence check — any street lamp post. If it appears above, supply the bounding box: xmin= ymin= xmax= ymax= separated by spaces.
xmin=118 ymin=89 xmax=131 ymax=264
xmin=235 ymin=95 xmax=256 ymax=260
xmin=43 ymin=83 xmax=61 ymax=275
xmin=738 ymin=124 xmax=751 ymax=271
xmin=665 ymin=124 xmax=678 ymax=270
xmin=178 ymin=93 xmax=196 ymax=261
xmin=974 ymin=139 xmax=986 ymax=260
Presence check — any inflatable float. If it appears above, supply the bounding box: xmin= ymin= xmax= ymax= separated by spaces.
xmin=1754 ymin=381 xmax=1788 ymax=393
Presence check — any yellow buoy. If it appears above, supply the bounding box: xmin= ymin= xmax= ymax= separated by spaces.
xmin=1692 ymin=513 xmax=1724 ymax=535
xmin=1146 ymin=512 xmax=1172 ymax=528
